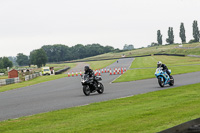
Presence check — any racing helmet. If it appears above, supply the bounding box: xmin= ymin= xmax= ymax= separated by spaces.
xmin=157 ymin=61 xmax=162 ymax=68
xmin=84 ymin=66 xmax=90 ymax=72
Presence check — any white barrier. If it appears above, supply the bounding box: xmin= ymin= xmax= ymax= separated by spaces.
xmin=25 ymin=72 xmax=42 ymax=81
xmin=0 ymin=77 xmax=20 ymax=86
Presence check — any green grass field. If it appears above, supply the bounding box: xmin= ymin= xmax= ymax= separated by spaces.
xmin=0 ymin=76 xmax=8 ymax=79
xmin=130 ymin=56 xmax=200 ymax=68
xmin=1 ymin=44 xmax=200 ymax=132
xmin=114 ymin=56 xmax=200 ymax=82
xmin=88 ymin=59 xmax=117 ymax=70
xmin=76 ymin=43 xmax=200 ymax=62
xmin=47 ymin=63 xmax=77 ymax=72
xmin=1 ymin=83 xmax=200 ymax=133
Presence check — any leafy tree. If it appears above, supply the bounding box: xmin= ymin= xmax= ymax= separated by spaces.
xmin=128 ymin=44 xmax=134 ymax=50
xmin=16 ymin=53 xmax=29 ymax=66
xmin=150 ymin=42 xmax=158 ymax=47
xmin=42 ymin=44 xmax=72 ymax=62
xmin=0 ymin=58 xmax=3 ymax=69
xmin=179 ymin=23 xmax=186 ymax=43
xmin=30 ymin=49 xmax=48 ymax=68
xmin=104 ymin=46 xmax=114 ymax=53
xmin=166 ymin=27 xmax=174 ymax=44
xmin=84 ymin=43 xmax=105 ymax=57
xmin=157 ymin=30 xmax=162 ymax=45
xmin=41 ymin=43 xmax=115 ymax=62
xmin=123 ymin=44 xmax=134 ymax=50
xmin=193 ymin=20 xmax=200 ymax=42
xmin=8 ymin=56 xmax=18 ymax=66
xmin=0 ymin=57 xmax=13 ymax=69
xmin=188 ymin=39 xmax=196 ymax=43
xmin=123 ymin=44 xmax=128 ymax=50
xmin=71 ymin=44 xmax=87 ymax=59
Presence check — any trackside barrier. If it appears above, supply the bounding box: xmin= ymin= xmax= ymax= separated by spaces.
xmin=55 ymin=67 xmax=70 ymax=75
xmin=159 ymin=117 xmax=200 ymax=133
xmin=0 ymin=77 xmax=20 ymax=86
xmin=25 ymin=72 xmax=42 ymax=81
xmin=154 ymin=54 xmax=185 ymax=57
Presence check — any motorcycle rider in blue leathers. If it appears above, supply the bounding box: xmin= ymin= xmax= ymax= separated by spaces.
xmin=157 ymin=61 xmax=171 ymax=78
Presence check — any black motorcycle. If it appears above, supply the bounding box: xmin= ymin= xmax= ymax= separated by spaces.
xmin=81 ymin=74 xmax=104 ymax=96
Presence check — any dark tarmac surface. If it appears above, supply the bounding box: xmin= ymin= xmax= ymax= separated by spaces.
xmin=0 ymin=58 xmax=200 ymax=121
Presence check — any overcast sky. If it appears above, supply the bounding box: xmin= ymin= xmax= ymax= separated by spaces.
xmin=0 ymin=0 xmax=199 ymax=57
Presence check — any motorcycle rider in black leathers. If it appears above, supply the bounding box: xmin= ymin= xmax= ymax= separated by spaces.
xmin=157 ymin=61 xmax=171 ymax=78
xmin=84 ymin=66 xmax=98 ymax=90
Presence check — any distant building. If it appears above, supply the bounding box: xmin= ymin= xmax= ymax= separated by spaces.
xmin=8 ymin=69 xmax=18 ymax=78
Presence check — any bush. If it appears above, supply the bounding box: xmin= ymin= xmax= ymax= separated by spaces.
xmin=0 ymin=69 xmax=6 ymax=73
xmin=188 ymin=39 xmax=197 ymax=43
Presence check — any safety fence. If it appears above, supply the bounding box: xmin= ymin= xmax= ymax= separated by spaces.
xmin=25 ymin=72 xmax=42 ymax=81
xmin=153 ymin=53 xmax=185 ymax=57
xmin=0 ymin=77 xmax=20 ymax=86
xmin=55 ymin=67 xmax=70 ymax=75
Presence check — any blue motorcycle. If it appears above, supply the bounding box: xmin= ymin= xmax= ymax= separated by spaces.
xmin=155 ymin=68 xmax=174 ymax=87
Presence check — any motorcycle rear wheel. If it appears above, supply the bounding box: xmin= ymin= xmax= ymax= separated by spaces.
xmin=83 ymin=85 xmax=90 ymax=96
xmin=158 ymin=78 xmax=164 ymax=87
xmin=97 ymin=83 xmax=104 ymax=94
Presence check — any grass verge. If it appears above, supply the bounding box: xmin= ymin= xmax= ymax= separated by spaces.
xmin=130 ymin=56 xmax=200 ymax=68
xmin=47 ymin=63 xmax=76 ymax=72
xmin=0 ymin=74 xmax=68 ymax=92
xmin=0 ymin=76 xmax=8 ymax=79
xmin=114 ymin=56 xmax=200 ymax=82
xmin=0 ymin=63 xmax=76 ymax=92
xmin=87 ymin=59 xmax=117 ymax=70
xmin=1 ymin=83 xmax=200 ymax=133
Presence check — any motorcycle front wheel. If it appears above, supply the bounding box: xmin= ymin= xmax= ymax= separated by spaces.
xmin=83 ymin=85 xmax=90 ymax=96
xmin=169 ymin=76 xmax=174 ymax=86
xmin=97 ymin=83 xmax=104 ymax=94
xmin=158 ymin=77 xmax=164 ymax=87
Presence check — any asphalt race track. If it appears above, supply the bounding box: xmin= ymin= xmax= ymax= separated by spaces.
xmin=0 ymin=58 xmax=200 ymax=121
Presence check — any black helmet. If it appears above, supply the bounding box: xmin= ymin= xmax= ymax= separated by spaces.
xmin=84 ymin=66 xmax=89 ymax=72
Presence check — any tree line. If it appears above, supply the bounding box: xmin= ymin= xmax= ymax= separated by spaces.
xmin=123 ymin=44 xmax=134 ymax=50
xmin=15 ymin=43 xmax=116 ymax=68
xmin=0 ymin=57 xmax=13 ymax=72
xmin=149 ymin=20 xmax=200 ymax=47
